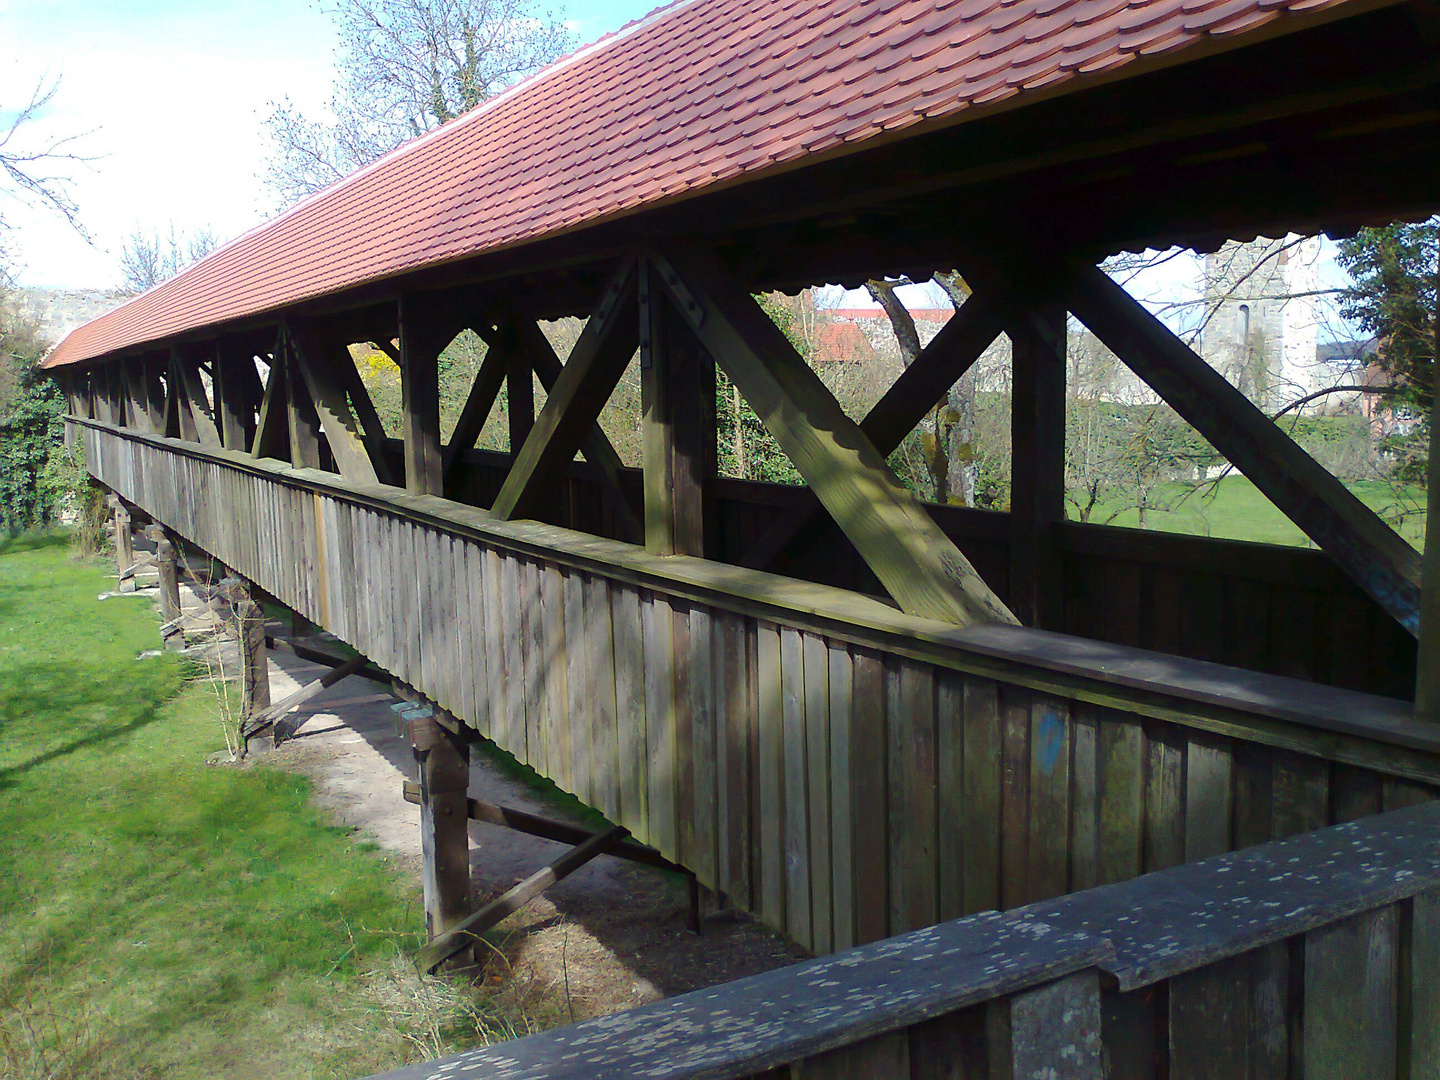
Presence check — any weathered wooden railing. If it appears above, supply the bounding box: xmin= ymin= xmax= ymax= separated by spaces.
xmin=446 ymin=445 xmax=1417 ymax=699
xmin=359 ymin=801 xmax=1440 ymax=1079
xmin=78 ymin=418 xmax=1440 ymax=958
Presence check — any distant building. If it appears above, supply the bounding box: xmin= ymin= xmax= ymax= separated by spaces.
xmin=1198 ymin=236 xmax=1332 ymax=411
xmin=10 ymin=287 xmax=134 ymax=350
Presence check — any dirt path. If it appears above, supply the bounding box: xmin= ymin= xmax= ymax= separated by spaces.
xmin=169 ymin=579 xmax=801 ymax=1025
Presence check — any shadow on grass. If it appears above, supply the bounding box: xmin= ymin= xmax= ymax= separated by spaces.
xmin=0 ymin=531 xmax=72 ymax=557
xmin=0 ymin=660 xmax=172 ymax=790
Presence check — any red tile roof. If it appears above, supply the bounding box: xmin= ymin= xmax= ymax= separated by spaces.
xmin=47 ymin=0 xmax=1358 ymax=369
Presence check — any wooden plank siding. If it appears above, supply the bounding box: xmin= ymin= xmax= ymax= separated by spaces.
xmin=80 ymin=421 xmax=1440 ymax=957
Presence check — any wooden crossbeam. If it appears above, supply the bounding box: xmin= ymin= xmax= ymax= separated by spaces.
xmin=739 ymin=288 xmax=1007 ymax=571
xmin=172 ymin=348 xmax=221 ymax=447
xmin=491 ymin=258 xmax=640 ymax=522
xmin=651 ymin=245 xmax=1016 ymax=627
xmin=417 ymin=824 xmax=629 ymax=973
xmin=1066 ymin=264 xmax=1422 ymax=635
xmin=287 ymin=324 xmax=379 ymax=483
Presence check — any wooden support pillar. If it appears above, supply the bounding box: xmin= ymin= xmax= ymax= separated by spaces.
xmin=641 ymin=268 xmax=715 ymax=556
xmin=109 ymin=495 xmax=134 ymax=585
xmin=1009 ymin=306 xmax=1067 ymax=628
xmin=142 ymin=357 xmax=167 ymax=434
xmin=154 ymin=528 xmax=182 ymax=625
xmin=399 ymin=295 xmax=447 ymax=496
xmin=412 ymin=713 xmax=475 ymax=965
xmin=221 ymin=577 xmax=271 ymax=721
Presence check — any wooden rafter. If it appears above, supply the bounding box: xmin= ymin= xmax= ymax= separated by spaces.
xmin=650 ymin=245 xmax=1016 ymax=627
xmin=287 ymin=324 xmax=379 ymax=483
xmin=491 ymin=257 xmax=640 ymax=522
xmin=1066 ymin=263 xmax=1422 ymax=635
xmin=740 ymin=288 xmax=1007 ymax=571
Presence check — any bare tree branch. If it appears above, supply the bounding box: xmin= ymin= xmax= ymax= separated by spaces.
xmin=0 ymin=75 xmax=97 ymax=240
xmin=262 ymin=0 xmax=572 ymax=207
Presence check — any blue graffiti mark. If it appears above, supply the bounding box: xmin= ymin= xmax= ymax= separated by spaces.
xmin=1036 ymin=709 xmax=1065 ymax=775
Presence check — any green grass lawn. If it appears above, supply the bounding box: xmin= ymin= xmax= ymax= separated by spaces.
xmin=1070 ymin=475 xmax=1428 ymax=549
xmin=0 ymin=534 xmax=506 ymax=1080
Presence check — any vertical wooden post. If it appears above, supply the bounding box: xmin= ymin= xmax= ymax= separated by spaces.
xmin=216 ymin=339 xmax=260 ymax=452
xmin=154 ymin=528 xmax=182 ymax=624
xmin=1009 ymin=305 xmax=1067 ymax=628
xmin=285 ymin=343 xmax=324 ymax=470
xmin=143 ymin=357 xmax=167 ymax=434
xmin=412 ymin=713 xmax=475 ymax=964
xmin=399 ymin=295 xmax=445 ymax=495
xmin=986 ymin=971 xmax=1104 ymax=1079
xmin=109 ymin=495 xmax=134 ymax=584
xmin=223 ymin=576 xmax=271 ymax=721
xmin=641 ymin=265 xmax=715 ymax=557
xmin=1416 ymin=269 xmax=1440 ymax=719
xmin=507 ymin=342 xmax=535 ymax=458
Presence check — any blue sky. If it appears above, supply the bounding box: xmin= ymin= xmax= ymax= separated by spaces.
xmin=0 ymin=0 xmax=659 ymax=287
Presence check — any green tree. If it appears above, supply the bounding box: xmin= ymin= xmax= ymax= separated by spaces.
xmin=0 ymin=311 xmax=78 ymax=531
xmin=1337 ymin=218 xmax=1438 ymax=409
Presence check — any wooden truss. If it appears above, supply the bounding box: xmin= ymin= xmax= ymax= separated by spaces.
xmin=73 ymin=243 xmax=1424 ymax=638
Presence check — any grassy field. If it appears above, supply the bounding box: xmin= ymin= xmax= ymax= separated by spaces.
xmin=1071 ymin=475 xmax=1428 ymax=549
xmin=0 ymin=534 xmax=512 ymax=1080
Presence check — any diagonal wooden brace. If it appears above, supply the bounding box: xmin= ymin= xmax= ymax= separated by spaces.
xmin=1067 ymin=263 xmax=1421 ymax=635
xmin=417 ymin=824 xmax=629 ymax=973
xmin=491 ymin=257 xmax=641 ymax=522
xmin=650 ymin=245 xmax=1016 ymax=627
xmin=740 ymin=288 xmax=1007 ymax=571
xmin=242 ymin=652 xmax=370 ymax=747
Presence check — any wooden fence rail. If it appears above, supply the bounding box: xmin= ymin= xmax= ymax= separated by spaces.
xmin=77 ymin=419 xmax=1440 ymax=958
xmin=355 ymin=800 xmax=1440 ymax=1080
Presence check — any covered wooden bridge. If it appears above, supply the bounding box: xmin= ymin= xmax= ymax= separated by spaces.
xmin=45 ymin=0 xmax=1440 ymax=1071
